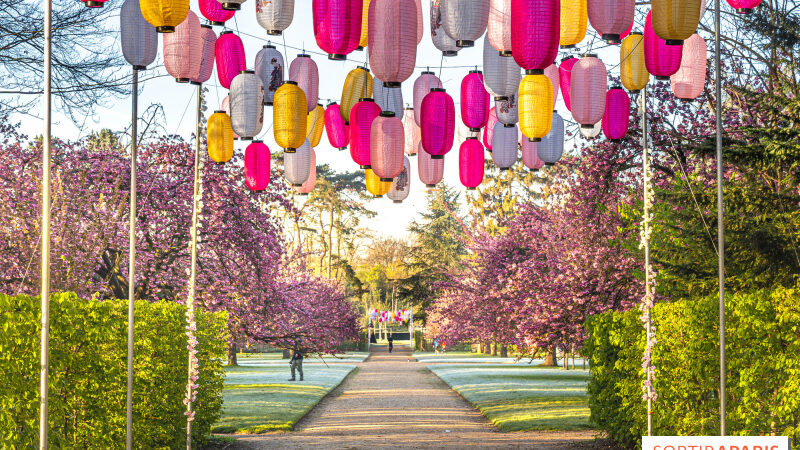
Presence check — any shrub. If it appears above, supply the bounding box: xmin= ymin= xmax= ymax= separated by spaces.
xmin=0 ymin=293 xmax=227 ymax=448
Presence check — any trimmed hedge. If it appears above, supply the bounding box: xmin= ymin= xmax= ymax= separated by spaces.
xmin=584 ymin=286 xmax=800 ymax=448
xmin=0 ymin=293 xmax=228 ymax=448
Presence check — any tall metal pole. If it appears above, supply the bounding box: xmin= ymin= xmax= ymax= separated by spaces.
xmin=641 ymin=86 xmax=653 ymax=437
xmin=126 ymin=67 xmax=139 ymax=450
xmin=39 ymin=0 xmax=53 ymax=445
xmin=714 ymin=0 xmax=726 ymax=436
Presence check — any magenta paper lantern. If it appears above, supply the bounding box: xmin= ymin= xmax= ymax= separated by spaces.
xmin=368 ymin=0 xmax=418 ymax=86
xmin=420 ymin=88 xmax=456 ymax=159
xmin=559 ymin=56 xmax=578 ymax=111
xmin=325 ymin=103 xmax=350 ymax=150
xmin=349 ymin=98 xmax=382 ymax=168
xmin=370 ymin=112 xmax=405 ymax=181
xmin=215 ymin=31 xmax=246 ymax=89
xmin=520 ymin=135 xmax=544 ymax=170
xmin=200 ymin=0 xmax=234 ymax=25
xmin=671 ymin=33 xmax=707 ymax=100
xmin=313 ymin=0 xmax=363 ymax=60
xmin=570 ymin=54 xmax=607 ymax=127
xmin=191 ymin=25 xmax=217 ymax=85
xmin=418 ymin=142 xmax=444 ymax=187
xmin=510 ymin=0 xmax=560 ymax=71
xmin=163 ymin=11 xmax=203 ymax=83
xmin=644 ymin=11 xmax=682 ymax=80
xmin=587 ymin=0 xmax=635 ymax=44
xmin=488 ymin=0 xmax=512 ymax=55
xmin=402 ymin=107 xmax=420 ymax=156
xmin=461 ymin=70 xmax=490 ymax=132
xmin=602 ymin=87 xmax=630 ymax=141
xmin=289 ymin=54 xmax=319 ymax=112
xmin=245 ymin=140 xmax=271 ymax=191
xmin=726 ymin=0 xmax=762 ymax=13
xmin=483 ymin=106 xmax=498 ymax=150
xmin=413 ymin=71 xmax=443 ymax=125
xmin=459 ymin=137 xmax=484 ymax=189
xmin=544 ymin=62 xmax=560 ymax=109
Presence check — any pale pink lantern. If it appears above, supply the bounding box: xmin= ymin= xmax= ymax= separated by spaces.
xmin=413 ymin=0 xmax=424 ymax=43
xmin=459 ymin=137 xmax=484 ymax=189
xmin=163 ymin=11 xmax=203 ymax=83
xmin=461 ymin=70 xmax=490 ymax=132
xmin=544 ymin=62 xmax=560 ymax=109
xmin=559 ymin=56 xmax=578 ymax=111
xmin=418 ymin=141 xmax=444 ymax=187
xmin=413 ymin=71 xmax=443 ymax=125
xmin=570 ymin=54 xmax=607 ymax=128
xmin=191 ymin=25 xmax=217 ymax=85
xmin=325 ymin=103 xmax=350 ymax=150
xmin=370 ymin=111 xmax=405 ymax=181
xmin=350 ymin=98 xmax=382 ymax=168
xmin=671 ymin=33 xmax=707 ymax=101
xmin=602 ymin=87 xmax=630 ymax=141
xmin=520 ymin=135 xmax=544 ymax=170
xmin=587 ymin=0 xmax=635 ymax=44
xmin=483 ymin=106 xmax=498 ymax=150
xmin=245 ymin=140 xmax=271 ymax=191
xmin=200 ymin=0 xmax=234 ymax=25
xmin=296 ymin=148 xmax=317 ymax=195
xmin=368 ymin=0 xmax=418 ymax=87
xmin=215 ymin=31 xmax=246 ymax=89
xmin=402 ymin=107 xmax=420 ymax=156
xmin=488 ymin=0 xmax=513 ymax=56
xmin=313 ymin=0 xmax=363 ymax=60
xmin=289 ymin=54 xmax=320 ymax=112
xmin=510 ymin=0 xmax=560 ymax=71
xmin=221 ymin=95 xmax=240 ymax=139
xmin=644 ymin=11 xmax=682 ymax=80
xmin=420 ymin=88 xmax=455 ymax=159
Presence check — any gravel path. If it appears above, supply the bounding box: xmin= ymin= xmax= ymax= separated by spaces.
xmin=227 ymin=345 xmax=608 ymax=449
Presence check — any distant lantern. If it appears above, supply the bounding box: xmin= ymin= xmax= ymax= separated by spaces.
xmin=519 ymin=72 xmax=553 ymax=141
xmin=191 ymin=25 xmax=216 ymax=85
xmin=387 ymin=157 xmax=412 ymax=203
xmin=726 ymin=0 xmax=762 ymax=14
xmin=602 ymin=87 xmax=630 ymax=141
xmin=418 ymin=142 xmax=445 ymax=187
xmin=538 ymin=111 xmax=564 ymax=165
xmin=559 ymin=56 xmax=578 ymax=111
xmin=420 ymin=88 xmax=456 ymax=159
xmin=496 ymin=93 xmax=518 ymax=125
xmin=621 ymin=32 xmax=649 ymax=93
xmin=401 ymin=108 xmax=420 ymax=156
xmin=544 ymin=63 xmax=560 ymax=108
xmin=644 ymin=11 xmax=682 ymax=80
xmin=671 ymin=33 xmax=707 ymax=100
xmin=244 ymin=141 xmax=271 ymax=190
xmin=588 ymin=0 xmax=635 ymax=44
xmin=483 ymin=107 xmax=498 ymax=150
xmin=307 ymin=104 xmax=326 ymax=147
xmin=483 ymin=35 xmax=521 ymax=101
xmin=295 ymin=148 xmax=317 ymax=194
xmin=491 ymin=122 xmax=518 ymax=170
xmin=207 ymin=111 xmax=234 ymax=163
xmin=200 ymin=0 xmax=233 ymax=25
xmin=254 ymin=45 xmax=284 ymax=105
xmin=274 ymin=81 xmax=307 ymax=151
xmin=313 ymin=0 xmax=363 ymax=60
xmin=230 ymin=70 xmax=265 ymax=139
xmin=510 ymin=0 xmax=559 ymax=71
xmin=370 ymin=112 xmax=405 ymax=181
xmin=140 ymin=0 xmax=189 ymax=32
xmin=285 ymin=140 xmax=312 ymax=186
xmin=520 ymin=136 xmax=544 ymax=170
xmin=461 ymin=71 xmax=490 ymax=132
xmin=163 ymin=11 xmax=202 ymax=82
xmin=365 ymin=168 xmax=392 ymax=197
xmin=256 ymin=0 xmax=294 ymax=35
xmin=325 ymin=102 xmax=350 ymax=150
xmin=341 ymin=66 xmax=374 ymax=123
xmin=121 ymin=0 xmax=158 ymax=69
xmin=350 ymin=98 xmax=382 ymax=168
xmin=218 ymin=0 xmax=246 ymax=11
xmin=289 ymin=54 xmax=319 ymax=112
xmin=373 ymin=79 xmax=404 ymax=117
xmin=430 ymin=0 xmax=460 ymax=56
xmin=651 ymin=0 xmax=703 ymax=45
xmin=459 ymin=137 xmax=484 ymax=189
xmin=359 ymin=0 xmax=372 ymax=48
xmin=413 ymin=72 xmax=443 ymax=125
xmin=369 ymin=0 xmax=418 ymax=86
xmin=560 ymin=0 xmax=587 ymax=48
xmin=488 ymin=0 xmax=512 ymax=55
xmin=440 ymin=0 xmax=489 ymax=48
xmin=570 ymin=54 xmax=607 ymax=128
xmin=215 ymin=31 xmax=246 ymax=89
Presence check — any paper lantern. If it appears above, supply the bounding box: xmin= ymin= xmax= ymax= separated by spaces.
xmin=440 ymin=0 xmax=489 ymax=48
xmin=307 ymin=104 xmax=326 ymax=147
xmin=602 ymin=87 xmax=630 ymax=141
xmin=726 ymin=0 xmax=762 ymax=14
xmin=140 ymin=0 xmax=190 ymax=32
xmin=289 ymin=54 xmax=319 ymax=112
xmin=325 ymin=102 xmax=350 ymax=150
xmin=620 ymin=32 xmax=648 ymax=93
xmin=519 ymin=72 xmax=553 ymax=141
xmin=418 ymin=142 xmax=444 ymax=187
xmin=256 ymin=0 xmax=294 ymax=35
xmin=350 ymin=98 xmax=382 ymax=168
xmin=191 ymin=25 xmax=216 ymax=85
xmin=313 ymin=0 xmax=363 ymax=60
xmin=520 ymin=136 xmax=544 ymax=170
xmin=295 ymin=148 xmax=317 ymax=195
xmin=207 ymin=111 xmax=234 ymax=163
xmin=366 ymin=168 xmax=392 ymax=197
xmin=387 ymin=157 xmax=412 ymax=203
xmin=483 ymin=35 xmax=521 ymax=101
xmin=420 ymin=88 xmax=455 ymax=159
xmin=254 ymin=45 xmax=284 ymax=105
xmin=402 ymin=108 xmax=420 ymax=156
xmin=200 ymin=0 xmax=233 ymax=25
xmin=163 ymin=11 xmax=202 ymax=82
xmin=369 ymin=0 xmax=418 ymax=86
xmin=373 ymin=80 xmax=404 ymax=118
xmin=560 ymin=0 xmax=587 ymax=48
xmin=511 ymin=0 xmax=559 ymax=71
xmin=413 ymin=72 xmax=443 ymax=125
xmin=496 ymin=93 xmax=518 ymax=125
xmin=543 ymin=63 xmax=560 ymax=108
xmin=671 ymin=33 xmax=707 ymax=100
xmin=483 ymin=107 xmax=498 ymax=150
xmin=359 ymin=0 xmax=371 ymax=48
xmin=588 ymin=0 xmax=635 ymax=44
xmin=284 ymin=140 xmax=311 ymax=186
xmin=651 ymin=0 xmax=703 ymax=45
xmin=580 ymin=121 xmax=602 ymax=138
xmin=413 ymin=0 xmax=423 ymax=44
xmin=644 ymin=11 xmax=682 ymax=80
xmin=430 ymin=0 xmax=460 ymax=56
xmin=121 ymin=0 xmax=158 ymax=69
xmin=221 ymin=95 xmax=239 ymax=139
xmin=488 ymin=0 xmax=512 ymax=55
xmin=274 ymin=81 xmax=307 ymax=151
xmin=559 ymin=56 xmax=578 ymax=110
xmin=341 ymin=66 xmax=373 ymax=124
xmin=570 ymin=54 xmax=607 ymax=128
xmin=461 ymin=71 xmax=490 ymax=132
xmin=215 ymin=31 xmax=246 ymax=89
xmin=370 ymin=112 xmax=405 ymax=181
xmin=538 ymin=111 xmax=564 ymax=165
xmin=218 ymin=0 xmax=245 ymax=11
xmin=491 ymin=123 xmax=518 ymax=170
xmin=459 ymin=137 xmax=484 ymax=189
xmin=245 ymin=141 xmax=270 ymax=190
xmin=230 ymin=70 xmax=265 ymax=139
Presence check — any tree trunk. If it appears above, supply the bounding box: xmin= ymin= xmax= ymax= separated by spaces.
xmin=563 ymin=348 xmax=569 ymax=370
xmin=500 ymin=345 xmax=508 ymax=358
xmin=543 ymin=346 xmax=557 ymax=366
xmin=282 ymin=349 xmax=291 ymax=359
xmin=227 ymin=342 xmax=238 ymax=366
xmin=491 ymin=342 xmax=497 ymax=356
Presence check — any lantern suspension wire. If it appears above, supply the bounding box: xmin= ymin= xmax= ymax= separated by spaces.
xmin=714 ymin=0 xmax=726 ymax=436
xmin=126 ymin=66 xmax=138 ymax=450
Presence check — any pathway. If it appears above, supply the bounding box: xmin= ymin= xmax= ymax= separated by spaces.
xmin=229 ymin=345 xmax=607 ymax=449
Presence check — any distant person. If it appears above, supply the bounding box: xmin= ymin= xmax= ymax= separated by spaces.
xmin=433 ymin=338 xmax=440 ymax=354
xmin=288 ymin=344 xmax=303 ymax=381
xmin=388 ymin=332 xmax=394 ymax=353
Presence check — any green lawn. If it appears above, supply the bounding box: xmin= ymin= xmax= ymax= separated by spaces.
xmin=213 ymin=364 xmax=357 ymax=434
xmin=428 ymin=364 xmax=592 ymax=432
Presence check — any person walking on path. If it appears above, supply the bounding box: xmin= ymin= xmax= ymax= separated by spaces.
xmin=387 ymin=332 xmax=394 ymax=353
xmin=288 ymin=344 xmax=304 ymax=381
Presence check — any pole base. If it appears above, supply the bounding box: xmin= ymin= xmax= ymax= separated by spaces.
xmin=393 ymin=200 xmax=402 ymax=204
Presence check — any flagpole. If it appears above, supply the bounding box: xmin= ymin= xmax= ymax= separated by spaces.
xmin=126 ymin=67 xmax=139 ymax=450
xmin=714 ymin=0 xmax=726 ymax=436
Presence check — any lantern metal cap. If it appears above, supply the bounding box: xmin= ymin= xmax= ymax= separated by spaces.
xmin=201 ymin=24 xmax=212 ymax=29
xmin=560 ymin=44 xmax=576 ymax=49
xmin=531 ymin=168 xmax=540 ymax=172
xmin=132 ymin=65 xmax=147 ymax=70
xmin=442 ymin=50 xmax=458 ymax=56
xmin=214 ymin=110 xmax=226 ymax=114
xmin=380 ymin=177 xmax=393 ymax=182
xmin=655 ymin=76 xmax=670 ymax=81
xmin=176 ymin=78 xmax=190 ymax=83
xmin=264 ymin=44 xmax=276 ymax=49
xmin=545 ymin=162 xmax=555 ymax=166
xmin=358 ymin=97 xmax=375 ymax=102
xmin=426 ymin=184 xmax=436 ymax=188
xmin=267 ymin=30 xmax=282 ymax=36
xmin=503 ymin=124 xmax=515 ymax=128
xmin=156 ymin=26 xmax=175 ymax=33
xmin=467 ymin=187 xmax=477 ymax=190
xmin=561 ymin=56 xmax=577 ymax=63
xmin=189 ymin=81 xmax=202 ymax=85
xmin=736 ymin=7 xmax=753 ymax=13
xmin=83 ymin=0 xmax=105 ymax=7
xmin=373 ymin=195 xmax=383 ymax=198
xmin=629 ymin=89 xmax=641 ymax=94
xmin=380 ymin=111 xmax=396 ymax=118
xmin=356 ymin=46 xmax=365 ymax=51
xmin=430 ymin=88 xmax=446 ymax=93
xmin=580 ymin=124 xmax=594 ymax=129
xmin=469 ymin=127 xmax=480 ymax=132
xmin=525 ymin=69 xmax=544 ymax=75
xmin=338 ymin=147 xmax=348 ymax=151
xmin=610 ymin=85 xmax=624 ymax=90
xmin=285 ymin=147 xmax=297 ymax=153
xmin=499 ymin=167 xmax=510 ymax=171
xmin=240 ymin=70 xmax=255 ymax=74
xmin=466 ymin=136 xmax=478 ymax=140
xmin=404 ymin=106 xmax=413 ymax=110
xmin=220 ymin=30 xmax=235 ymax=35
xmin=221 ymin=2 xmax=241 ymax=10
xmin=494 ymin=96 xmax=508 ymax=101
xmin=283 ymin=80 xmax=298 ymax=85
xmin=630 ymin=31 xmax=644 ymax=36
xmin=431 ymin=155 xmax=444 ymax=160
xmin=297 ymin=53 xmax=310 ymax=58
xmin=265 ymin=101 xmax=273 ymax=106
xmin=327 ymin=101 xmax=338 ymax=107
xmin=358 ymin=65 xmax=370 ymax=72
xmin=360 ymin=165 xmax=370 ymax=169
xmin=499 ymin=50 xmax=512 ymax=57
xmin=528 ymin=137 xmax=541 ymax=142
xmin=582 ymin=53 xmax=598 ymax=58
xmin=252 ymin=140 xmax=263 ymax=143
xmin=665 ymin=39 xmax=683 ymax=46
xmin=469 ymin=69 xmax=482 ymax=74
xmin=456 ymin=40 xmax=474 ymax=48
xmin=383 ymin=81 xmax=401 ymax=88
xmin=393 ymin=200 xmax=403 ymax=204
xmin=292 ymin=183 xmax=303 ymax=187
xmin=328 ymin=54 xmax=347 ymax=60
xmin=421 ymin=71 xmax=435 ymax=75
xmin=209 ymin=21 xmax=225 ymax=26
xmin=602 ymin=34 xmax=621 ymax=44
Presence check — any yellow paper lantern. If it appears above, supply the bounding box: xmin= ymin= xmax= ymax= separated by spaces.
xmin=518 ymin=71 xmax=553 ymax=142
xmin=365 ymin=168 xmax=391 ymax=197
xmin=651 ymin=0 xmax=703 ymax=45
xmin=274 ymin=81 xmax=307 ymax=152
xmin=341 ymin=66 xmax=373 ymax=124
xmin=207 ymin=111 xmax=234 ymax=163
xmin=359 ymin=0 xmax=372 ymax=49
xmin=307 ymin=104 xmax=326 ymax=147
xmin=560 ymin=0 xmax=587 ymax=48
xmin=621 ymin=32 xmax=649 ymax=93
xmin=139 ymin=0 xmax=189 ymax=33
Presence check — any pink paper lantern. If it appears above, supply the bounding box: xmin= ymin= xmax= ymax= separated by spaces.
xmin=368 ymin=0 xmax=418 ymax=87
xmin=413 ymin=71 xmax=443 ymax=126
xmin=601 ymin=87 xmax=630 ymax=141
xmin=459 ymin=137 xmax=484 ymax=189
xmin=221 ymin=95 xmax=240 ymax=139
xmin=510 ymin=0 xmax=560 ymax=71
xmin=488 ymin=0 xmax=512 ymax=55
xmin=587 ymin=0 xmax=635 ymax=44
xmin=163 ymin=11 xmax=203 ymax=83
xmin=313 ymin=0 xmax=363 ymax=60
xmin=543 ymin=62 xmax=560 ymax=109
xmin=418 ymin=142 xmax=444 ymax=187
xmin=402 ymin=107 xmax=420 ymax=156
xmin=559 ymin=57 xmax=578 ymax=111
xmin=644 ymin=11 xmax=682 ymax=80
xmin=191 ymin=25 xmax=217 ymax=85
xmin=215 ymin=31 xmax=246 ymax=89
xmin=483 ymin=106 xmax=498 ymax=150
xmin=570 ymin=54 xmax=607 ymax=128
xmin=245 ymin=141 xmax=271 ymax=191
xmin=671 ymin=33 xmax=707 ymax=101
xmin=370 ymin=112 xmax=405 ymax=181
xmin=325 ymin=103 xmax=350 ymax=150
xmin=520 ymin=135 xmax=544 ymax=170
xmin=726 ymin=0 xmax=762 ymax=13
xmin=296 ymin=148 xmax=317 ymax=195
xmin=349 ymin=98 xmax=382 ymax=168
xmin=289 ymin=54 xmax=320 ymax=112
xmin=420 ymin=88 xmax=455 ymax=159
xmin=461 ymin=70 xmax=490 ymax=132
xmin=199 ymin=0 xmax=234 ymax=25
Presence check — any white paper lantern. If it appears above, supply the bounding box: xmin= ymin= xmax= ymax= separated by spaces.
xmin=256 ymin=0 xmax=294 ymax=35
xmin=430 ymin=0 xmax=460 ymax=56
xmin=284 ymin=139 xmax=311 ymax=186
xmin=230 ymin=70 xmax=265 ymax=139
xmin=440 ymin=0 xmax=489 ymax=48
xmin=491 ymin=122 xmax=518 ymax=170
xmin=482 ymin=35 xmax=521 ymax=101
xmin=580 ymin=121 xmax=602 ymax=138
xmin=120 ymin=0 xmax=157 ymax=69
xmin=254 ymin=44 xmax=284 ymax=105
xmin=387 ymin=156 xmax=412 ymax=203
xmin=495 ymin=93 xmax=518 ymax=125
xmin=373 ymin=79 xmax=404 ymax=118
xmin=538 ymin=111 xmax=564 ymax=165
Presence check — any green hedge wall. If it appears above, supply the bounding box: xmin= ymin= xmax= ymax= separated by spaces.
xmin=584 ymin=286 xmax=800 ymax=448
xmin=0 ymin=293 xmax=228 ymax=448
